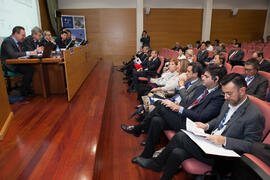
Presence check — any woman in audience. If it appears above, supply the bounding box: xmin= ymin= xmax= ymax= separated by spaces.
xmin=141 ymin=59 xmax=189 ymax=113
xmin=177 ymin=48 xmax=186 ymax=60
xmin=185 ymin=49 xmax=195 ymax=62
xmin=150 ymin=59 xmax=189 ymax=93
xmin=136 ymin=59 xmax=179 ymax=104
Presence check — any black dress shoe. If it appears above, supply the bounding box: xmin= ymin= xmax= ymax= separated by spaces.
xmin=120 ymin=124 xmax=141 ymax=137
xmin=136 ymin=157 xmax=162 ymax=172
xmin=140 ymin=141 xmax=146 ymax=146
xmin=131 ymin=156 xmax=139 ymax=164
xmin=127 ymin=88 xmax=136 ymax=93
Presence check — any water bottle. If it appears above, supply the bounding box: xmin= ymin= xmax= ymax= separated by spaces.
xmin=56 ymin=45 xmax=60 ymax=58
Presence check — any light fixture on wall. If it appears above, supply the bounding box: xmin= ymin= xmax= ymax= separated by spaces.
xmin=145 ymin=7 xmax=151 ymax=15
xmin=232 ymin=8 xmax=238 ymax=16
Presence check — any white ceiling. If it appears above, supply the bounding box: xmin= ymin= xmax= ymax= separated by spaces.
xmin=58 ymin=0 xmax=269 ymax=9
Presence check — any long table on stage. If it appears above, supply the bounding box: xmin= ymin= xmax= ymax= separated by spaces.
xmin=6 ymin=45 xmax=97 ymax=101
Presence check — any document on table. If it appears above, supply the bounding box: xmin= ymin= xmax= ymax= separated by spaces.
xmin=182 ymin=130 xmax=240 ymax=157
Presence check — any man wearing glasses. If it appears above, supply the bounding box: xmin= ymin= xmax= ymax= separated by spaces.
xmin=244 ymin=58 xmax=268 ymax=100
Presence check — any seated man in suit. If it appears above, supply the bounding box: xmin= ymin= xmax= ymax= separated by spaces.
xmin=123 ymin=65 xmax=225 ymax=159
xmin=40 ymin=30 xmax=56 ymax=48
xmin=252 ymin=51 xmax=270 ymax=73
xmin=22 ymin=26 xmax=44 ymax=51
xmin=197 ymin=42 xmax=209 ymax=67
xmin=128 ymin=50 xmax=161 ymax=92
xmin=228 ymin=43 xmax=244 ymax=67
xmin=174 ymin=62 xmax=203 ymax=106
xmin=120 ymin=46 xmax=149 ymax=75
xmin=121 ymin=62 xmax=204 ymax=134
xmin=244 ymin=58 xmax=268 ymax=100
xmin=55 ymin=31 xmax=68 ymax=48
xmin=172 ymin=42 xmax=181 ymax=51
xmin=135 ymin=73 xmax=265 ymax=180
xmin=1 ymin=26 xmax=38 ymax=96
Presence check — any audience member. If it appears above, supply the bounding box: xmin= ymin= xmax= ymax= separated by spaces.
xmin=244 ymin=58 xmax=268 ymax=100
xmin=228 ymin=43 xmax=244 ymax=67
xmin=252 ymin=51 xmax=270 ymax=73
xmin=135 ymin=73 xmax=265 ymax=180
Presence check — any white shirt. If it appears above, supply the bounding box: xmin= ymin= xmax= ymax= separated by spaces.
xmin=206 ymin=45 xmax=214 ymax=51
xmin=177 ymin=54 xmax=186 ymax=60
xmin=211 ymin=97 xmax=248 ymax=135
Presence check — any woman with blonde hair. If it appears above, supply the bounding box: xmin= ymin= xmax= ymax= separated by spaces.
xmin=141 ymin=59 xmax=189 ymax=113
xmin=185 ymin=49 xmax=195 ymax=62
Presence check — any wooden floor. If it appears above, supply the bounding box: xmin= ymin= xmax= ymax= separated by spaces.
xmin=0 ymin=61 xmax=192 ymax=180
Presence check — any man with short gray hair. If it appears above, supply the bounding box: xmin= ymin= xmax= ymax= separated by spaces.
xmin=22 ymin=26 xmax=43 ymax=52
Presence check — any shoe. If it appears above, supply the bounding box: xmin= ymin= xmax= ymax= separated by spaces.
xmin=131 ymin=156 xmax=139 ymax=164
xmin=120 ymin=124 xmax=141 ymax=137
xmin=129 ymin=106 xmax=144 ymax=119
xmin=127 ymin=88 xmax=136 ymax=93
xmin=140 ymin=141 xmax=146 ymax=146
xmin=136 ymin=157 xmax=162 ymax=172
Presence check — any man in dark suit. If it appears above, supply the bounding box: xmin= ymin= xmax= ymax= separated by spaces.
xmin=136 ymin=73 xmax=265 ymax=180
xmin=244 ymin=58 xmax=268 ymax=100
xmin=1 ymin=26 xmax=37 ymax=96
xmin=123 ymin=65 xmax=225 ymax=159
xmin=172 ymin=42 xmax=182 ymax=51
xmin=22 ymin=26 xmax=43 ymax=51
xmin=228 ymin=43 xmax=245 ymax=67
xmin=197 ymin=42 xmax=209 ymax=67
xmin=128 ymin=50 xmax=161 ymax=92
xmin=174 ymin=62 xmax=203 ymax=106
xmin=55 ymin=31 xmax=68 ymax=48
xmin=140 ymin=30 xmax=150 ymax=47
xmin=252 ymin=51 xmax=270 ymax=73
xmin=40 ymin=30 xmax=56 ymax=49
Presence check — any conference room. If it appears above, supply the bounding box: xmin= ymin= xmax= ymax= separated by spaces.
xmin=0 ymin=0 xmax=270 ymax=179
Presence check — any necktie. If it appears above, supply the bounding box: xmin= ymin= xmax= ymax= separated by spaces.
xmin=17 ymin=43 xmax=22 ymax=52
xmin=187 ymin=90 xmax=208 ymax=109
xmin=229 ymin=51 xmax=238 ymax=60
xmin=217 ymin=108 xmax=230 ymax=130
xmin=185 ymin=81 xmax=192 ymax=89
xmin=245 ymin=76 xmax=254 ymax=84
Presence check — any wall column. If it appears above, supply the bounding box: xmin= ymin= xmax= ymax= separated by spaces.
xmin=201 ymin=0 xmax=213 ymax=41
xmin=136 ymin=0 xmax=144 ymax=51
xmin=263 ymin=0 xmax=270 ymax=41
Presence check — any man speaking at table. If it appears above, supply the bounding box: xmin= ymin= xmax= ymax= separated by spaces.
xmin=1 ymin=26 xmax=38 ymax=96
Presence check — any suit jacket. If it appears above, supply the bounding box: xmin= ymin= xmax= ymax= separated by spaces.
xmin=228 ymin=50 xmax=244 ymax=66
xmin=142 ymin=57 xmax=161 ymax=75
xmin=259 ymin=60 xmax=270 ymax=73
xmin=176 ymin=78 xmax=203 ymax=106
xmin=1 ymin=36 xmax=27 ymax=71
xmin=55 ymin=37 xmax=67 ymax=48
xmin=207 ymin=98 xmax=265 ymax=153
xmin=245 ymin=74 xmax=268 ymax=100
xmin=22 ymin=35 xmax=39 ymax=51
xmin=197 ymin=50 xmax=209 ymax=67
xmin=140 ymin=36 xmax=150 ymax=47
xmin=39 ymin=38 xmax=56 ymax=49
xmin=181 ymin=86 xmax=225 ymax=123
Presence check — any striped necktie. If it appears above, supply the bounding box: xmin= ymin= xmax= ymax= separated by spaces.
xmin=187 ymin=89 xmax=208 ymax=109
